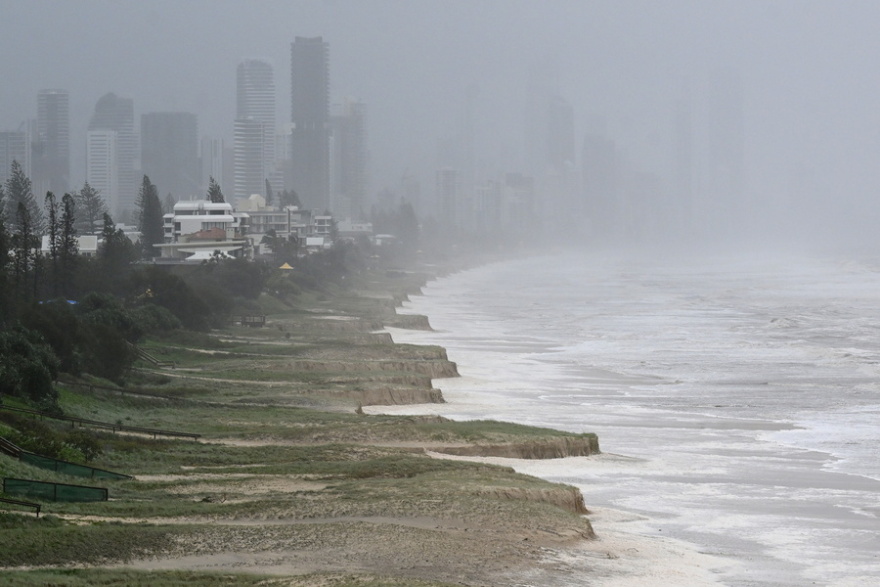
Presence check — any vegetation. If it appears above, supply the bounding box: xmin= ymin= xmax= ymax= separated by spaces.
xmin=73 ymin=181 xmax=106 ymax=235
xmin=0 ymin=161 xmax=596 ymax=586
xmin=0 ymin=327 xmax=59 ymax=406
xmin=4 ymin=160 xmax=44 ymax=233
xmin=136 ymin=175 xmax=164 ymax=259
xmin=207 ymin=176 xmax=224 ymax=204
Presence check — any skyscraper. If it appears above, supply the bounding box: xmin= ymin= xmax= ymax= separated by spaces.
xmin=545 ymin=94 xmax=577 ymax=220
xmin=233 ymin=118 xmax=265 ymax=200
xmin=436 ymin=168 xmax=458 ymax=229
xmin=33 ymin=89 xmax=69 ymax=195
xmin=289 ymin=36 xmax=329 ymax=211
xmin=0 ymin=130 xmax=29 ymax=184
xmin=88 ymin=93 xmax=138 ymax=216
xmin=707 ymin=68 xmax=745 ymax=232
xmin=523 ymin=61 xmax=576 ymax=230
xmin=330 ymin=99 xmax=367 ymax=219
xmin=582 ymin=131 xmax=618 ymax=240
xmin=86 ymin=129 xmax=119 ymax=216
xmin=201 ymin=137 xmax=225 ymax=193
xmin=141 ymin=112 xmax=199 ymax=200
xmin=673 ymin=95 xmax=694 ymax=232
xmin=235 ymin=59 xmax=276 ymax=199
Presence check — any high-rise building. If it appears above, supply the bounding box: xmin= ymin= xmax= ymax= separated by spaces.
xmin=140 ymin=112 xmax=199 ymax=200
xmin=33 ymin=89 xmax=70 ymax=195
xmin=235 ymin=59 xmax=276 ymax=199
xmin=523 ymin=60 xmax=576 ymax=230
xmin=707 ymin=68 xmax=745 ymax=232
xmin=330 ymin=99 xmax=367 ymax=219
xmin=0 ymin=130 xmax=29 ymax=184
xmin=545 ymin=94 xmax=577 ymax=220
xmin=86 ymin=130 xmax=119 ymax=216
xmin=233 ymin=118 xmax=265 ymax=200
xmin=289 ymin=36 xmax=330 ymax=211
xmin=88 ymin=93 xmax=138 ymax=215
xmin=201 ymin=137 xmax=225 ymax=192
xmin=436 ymin=168 xmax=458 ymax=229
xmin=582 ymin=132 xmax=618 ymax=240
xmin=673 ymin=96 xmax=694 ymax=232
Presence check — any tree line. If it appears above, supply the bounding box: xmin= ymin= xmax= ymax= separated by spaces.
xmin=1 ymin=158 xmax=427 ymax=411
xmin=0 ymin=162 xmax=263 ymax=409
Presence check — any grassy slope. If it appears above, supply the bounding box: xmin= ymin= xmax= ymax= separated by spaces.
xmin=0 ymin=267 xmax=597 ymax=586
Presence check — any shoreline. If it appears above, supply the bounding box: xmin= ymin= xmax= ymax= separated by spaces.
xmin=370 ymin=267 xmax=733 ymax=586
xmin=1 ymin=261 xmax=605 ymax=587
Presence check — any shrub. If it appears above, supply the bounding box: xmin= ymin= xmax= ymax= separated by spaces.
xmin=129 ymin=303 xmax=182 ymax=333
xmin=0 ymin=327 xmax=60 ymax=406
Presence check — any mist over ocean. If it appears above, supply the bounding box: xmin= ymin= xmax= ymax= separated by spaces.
xmin=385 ymin=251 xmax=880 ymax=586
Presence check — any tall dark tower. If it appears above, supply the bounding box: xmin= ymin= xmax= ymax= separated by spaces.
xmin=289 ymin=36 xmax=330 ymax=211
xmin=141 ymin=112 xmax=199 ymax=200
xmin=330 ymin=99 xmax=367 ymax=219
xmin=33 ymin=89 xmax=70 ymax=195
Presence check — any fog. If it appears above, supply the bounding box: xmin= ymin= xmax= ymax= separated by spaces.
xmin=3 ymin=0 xmax=880 ymax=250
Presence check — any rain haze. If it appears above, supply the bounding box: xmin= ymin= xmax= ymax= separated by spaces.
xmin=5 ymin=3 xmax=880 ymax=586
xmin=3 ymin=0 xmax=880 ymax=249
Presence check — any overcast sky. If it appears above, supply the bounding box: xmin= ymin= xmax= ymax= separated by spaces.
xmin=3 ymin=0 xmax=880 ymax=244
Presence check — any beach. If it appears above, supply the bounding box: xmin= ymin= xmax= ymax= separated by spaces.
xmin=7 ymin=252 xmax=880 ymax=586
xmin=369 ymin=251 xmax=880 ymax=586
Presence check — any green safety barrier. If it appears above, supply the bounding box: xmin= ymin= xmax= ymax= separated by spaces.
xmin=3 ymin=478 xmax=108 ymax=502
xmin=19 ymin=453 xmax=131 ymax=480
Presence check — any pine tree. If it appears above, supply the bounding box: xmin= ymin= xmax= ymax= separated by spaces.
xmin=207 ymin=176 xmax=225 ymax=203
xmin=4 ymin=160 xmax=44 ymax=234
xmin=59 ymin=193 xmax=78 ymax=297
xmin=11 ymin=202 xmax=38 ymax=298
xmin=0 ymin=187 xmax=10 ymax=324
xmin=280 ymin=189 xmax=301 ymax=208
xmin=265 ymin=179 xmax=274 ymax=206
xmin=74 ymin=182 xmax=106 ymax=235
xmin=137 ymin=175 xmax=165 ymax=259
xmin=45 ymin=192 xmax=60 ymax=296
xmin=163 ymin=192 xmax=177 ymax=214
xmin=99 ymin=212 xmax=135 ymax=291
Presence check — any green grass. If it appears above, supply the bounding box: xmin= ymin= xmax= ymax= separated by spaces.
xmin=1 ymin=570 xmax=275 ymax=587
xmin=2 ymin=570 xmax=462 ymax=586
xmin=0 ymin=266 xmax=598 ymax=586
xmin=54 ymin=383 xmax=593 ymax=448
xmin=0 ymin=513 xmax=182 ymax=566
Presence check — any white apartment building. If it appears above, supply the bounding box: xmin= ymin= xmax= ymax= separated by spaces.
xmin=157 ymin=200 xmax=250 ymax=262
xmin=86 ymin=129 xmax=119 ymax=215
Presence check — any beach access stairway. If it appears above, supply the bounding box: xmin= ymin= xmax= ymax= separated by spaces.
xmin=131 ymin=344 xmax=176 ymax=368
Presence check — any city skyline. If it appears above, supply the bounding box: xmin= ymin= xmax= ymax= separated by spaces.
xmin=4 ymin=2 xmax=880 ymax=245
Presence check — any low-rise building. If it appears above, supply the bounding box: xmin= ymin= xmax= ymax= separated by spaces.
xmin=156 ymin=200 xmax=250 ymax=262
xmin=40 ymin=235 xmax=99 ymax=257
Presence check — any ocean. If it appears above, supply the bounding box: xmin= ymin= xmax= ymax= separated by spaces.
xmin=373 ymin=250 xmax=880 ymax=586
